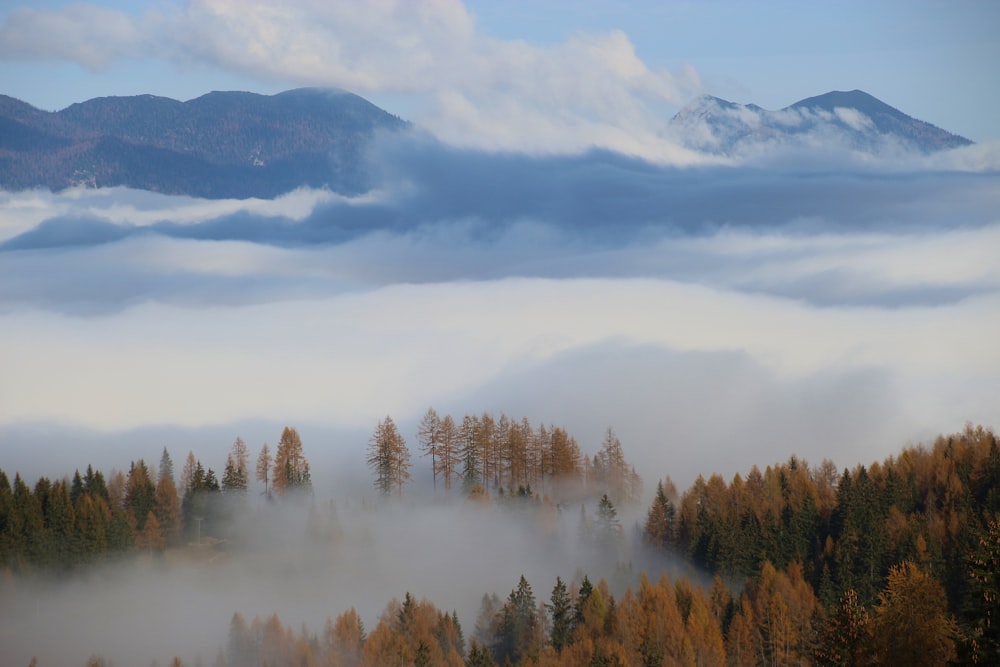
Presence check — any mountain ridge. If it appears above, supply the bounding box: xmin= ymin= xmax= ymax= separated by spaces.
xmin=0 ymin=88 xmax=408 ymax=198
xmin=0 ymin=88 xmax=974 ymax=199
xmin=670 ymin=89 xmax=971 ymax=156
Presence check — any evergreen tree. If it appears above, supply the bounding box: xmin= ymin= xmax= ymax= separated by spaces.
xmin=965 ymin=515 xmax=1000 ymax=663
xmin=644 ymin=478 xmax=677 ymax=551
xmin=548 ymin=576 xmax=573 ymax=653
xmin=158 ymin=447 xmax=174 ymax=485
xmin=493 ymin=575 xmax=540 ymax=665
xmin=124 ymin=460 xmax=156 ymax=531
xmin=222 ymin=437 xmax=250 ymax=493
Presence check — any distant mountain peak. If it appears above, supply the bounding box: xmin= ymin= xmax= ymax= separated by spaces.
xmin=670 ymin=89 xmax=971 ymax=157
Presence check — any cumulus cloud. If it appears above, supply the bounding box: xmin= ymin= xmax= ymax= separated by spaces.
xmin=0 ymin=1 xmax=704 ymax=157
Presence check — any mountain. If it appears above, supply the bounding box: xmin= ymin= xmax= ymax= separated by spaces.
xmin=669 ymin=89 xmax=971 ymax=157
xmin=0 ymin=88 xmax=408 ymax=198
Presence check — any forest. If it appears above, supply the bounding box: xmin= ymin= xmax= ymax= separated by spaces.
xmin=1 ymin=417 xmax=998 ymax=666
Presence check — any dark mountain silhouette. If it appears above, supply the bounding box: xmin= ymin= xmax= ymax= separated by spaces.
xmin=670 ymin=89 xmax=971 ymax=157
xmin=0 ymin=88 xmax=407 ymax=198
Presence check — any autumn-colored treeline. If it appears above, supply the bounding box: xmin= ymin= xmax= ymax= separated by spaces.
xmin=644 ymin=425 xmax=999 ymax=610
xmin=0 ymin=412 xmax=643 ymax=572
xmin=0 ymin=427 xmax=310 ymax=571
xmin=6 ymin=424 xmax=1000 ymax=665
xmin=372 ymin=409 xmax=643 ymax=508
xmin=88 ymin=534 xmax=995 ymax=667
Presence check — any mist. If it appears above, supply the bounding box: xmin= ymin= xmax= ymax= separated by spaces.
xmin=2 ymin=132 xmax=999 ymax=665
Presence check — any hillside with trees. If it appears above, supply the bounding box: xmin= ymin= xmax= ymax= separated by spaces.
xmin=0 ymin=88 xmax=407 ymax=198
xmin=1 ymin=421 xmax=997 ymax=665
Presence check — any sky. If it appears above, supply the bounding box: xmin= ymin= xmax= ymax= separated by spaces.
xmin=1 ymin=0 xmax=999 ymax=488
xmin=1 ymin=0 xmax=999 ymax=144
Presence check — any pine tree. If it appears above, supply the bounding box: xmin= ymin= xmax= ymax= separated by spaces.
xmin=965 ymin=515 xmax=1000 ymax=663
xmin=222 ymin=437 xmax=250 ymax=493
xmin=644 ymin=478 xmax=677 ymax=550
xmin=158 ymin=447 xmax=174 ymax=485
xmin=125 ymin=460 xmax=156 ymax=531
xmin=494 ymin=575 xmax=540 ymax=665
xmin=548 ymin=576 xmax=573 ymax=653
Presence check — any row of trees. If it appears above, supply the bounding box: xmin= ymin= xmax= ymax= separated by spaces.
xmin=83 ymin=547 xmax=989 ymax=667
xmin=368 ymin=409 xmax=643 ymax=508
xmin=0 ymin=427 xmax=311 ymax=570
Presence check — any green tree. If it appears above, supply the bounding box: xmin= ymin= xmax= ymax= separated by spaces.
xmin=548 ymin=576 xmax=573 ymax=653
xmin=814 ymin=588 xmax=874 ymax=666
xmin=643 ymin=478 xmax=677 ymax=552
xmin=964 ymin=515 xmax=1000 ymax=664
xmin=493 ymin=575 xmax=540 ymax=665
xmin=222 ymin=437 xmax=250 ymax=493
xmin=124 ymin=460 xmax=156 ymax=531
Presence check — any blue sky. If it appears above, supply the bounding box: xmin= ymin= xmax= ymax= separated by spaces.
xmin=1 ymin=0 xmax=997 ymax=143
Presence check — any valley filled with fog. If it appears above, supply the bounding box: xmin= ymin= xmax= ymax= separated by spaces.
xmin=2 ymin=131 xmax=999 ymax=664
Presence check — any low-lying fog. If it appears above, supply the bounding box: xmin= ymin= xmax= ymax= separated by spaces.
xmin=1 ymin=135 xmax=999 ymax=664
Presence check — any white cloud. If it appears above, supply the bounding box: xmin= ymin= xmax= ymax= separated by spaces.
xmin=0 ymin=5 xmax=145 ymax=68
xmin=0 ymin=1 xmax=703 ymax=158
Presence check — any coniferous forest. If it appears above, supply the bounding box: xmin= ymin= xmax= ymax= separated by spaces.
xmin=1 ymin=418 xmax=998 ymax=666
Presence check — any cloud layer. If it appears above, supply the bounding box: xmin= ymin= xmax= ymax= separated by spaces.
xmin=2 ymin=139 xmax=998 ymax=493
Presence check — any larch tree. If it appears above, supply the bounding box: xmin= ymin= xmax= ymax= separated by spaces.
xmin=461 ymin=414 xmax=483 ymax=494
xmin=417 ymin=408 xmax=444 ymax=490
xmin=595 ymin=427 xmax=642 ymax=509
xmin=367 ymin=416 xmax=411 ymax=496
xmin=873 ymin=561 xmax=957 ymax=666
xmin=180 ymin=451 xmax=197 ymax=500
xmin=154 ymin=466 xmax=182 ymax=546
xmin=439 ymin=414 xmax=460 ymax=491
xmin=272 ymin=427 xmax=311 ymax=495
xmin=256 ymin=442 xmax=272 ymax=497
